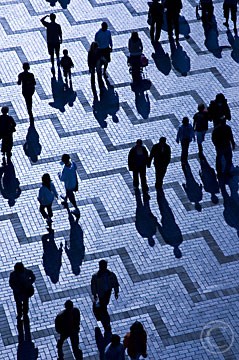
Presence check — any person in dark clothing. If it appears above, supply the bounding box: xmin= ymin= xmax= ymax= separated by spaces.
xmin=148 ymin=137 xmax=171 ymax=191
xmin=223 ymin=0 xmax=238 ymax=33
xmin=148 ymin=0 xmax=164 ymax=43
xmin=196 ymin=0 xmax=214 ymax=23
xmin=212 ymin=118 xmax=235 ymax=178
xmin=0 ymin=106 xmax=16 ymax=164
xmin=41 ymin=13 xmax=63 ymax=70
xmin=55 ymin=300 xmax=82 ymax=360
xmin=128 ymin=139 xmax=149 ymax=195
xmin=95 ymin=22 xmax=113 ymax=76
xmin=208 ymin=93 xmax=231 ymax=127
xmin=104 ymin=334 xmax=125 ymax=360
xmin=17 ymin=62 xmax=36 ymax=123
xmin=164 ymin=0 xmax=182 ymax=43
xmin=88 ymin=41 xmax=104 ymax=95
xmin=123 ymin=321 xmax=147 ymax=360
xmin=193 ymin=103 xmax=208 ymax=159
xmin=9 ymin=262 xmax=35 ymax=320
xmin=91 ymin=260 xmax=119 ymax=332
xmin=176 ymin=117 xmax=195 ymax=166
xmin=60 ymin=49 xmax=74 ymax=87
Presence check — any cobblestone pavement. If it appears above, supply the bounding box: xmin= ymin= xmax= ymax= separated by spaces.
xmin=0 ymin=0 xmax=239 ymax=359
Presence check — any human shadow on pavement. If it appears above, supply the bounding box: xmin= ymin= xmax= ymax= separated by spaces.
xmin=0 ymin=160 xmax=21 ymax=206
xmin=226 ymin=29 xmax=239 ymax=63
xmin=65 ymin=210 xmax=85 ymax=275
xmin=42 ymin=231 xmax=63 ymax=284
xmin=152 ymin=42 xmax=171 ymax=75
xmin=135 ymin=189 xmax=157 ymax=247
xmin=131 ymin=79 xmax=151 ymax=119
xmin=170 ymin=41 xmax=190 ymax=76
xmin=46 ymin=0 xmax=71 ymax=9
xmin=49 ymin=68 xmax=76 ymax=112
xmin=23 ymin=124 xmax=42 ymax=163
xmin=162 ymin=13 xmax=190 ymax=38
xmin=199 ymin=158 xmax=220 ymax=204
xmin=157 ymin=192 xmax=183 ymax=258
xmin=92 ymin=80 xmax=119 ymax=128
xmin=95 ymin=326 xmax=111 ymax=360
xmin=203 ymin=17 xmax=222 ymax=58
xmin=17 ymin=316 xmax=38 ymax=360
xmin=182 ymin=164 xmax=203 ymax=211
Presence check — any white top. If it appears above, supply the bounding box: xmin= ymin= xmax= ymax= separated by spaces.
xmin=59 ymin=161 xmax=77 ymax=190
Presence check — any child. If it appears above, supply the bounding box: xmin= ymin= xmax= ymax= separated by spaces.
xmin=60 ymin=49 xmax=74 ymax=86
xmin=38 ymin=173 xmax=58 ymax=228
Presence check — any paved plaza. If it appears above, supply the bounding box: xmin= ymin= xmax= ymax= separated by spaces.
xmin=0 ymin=0 xmax=239 ymax=359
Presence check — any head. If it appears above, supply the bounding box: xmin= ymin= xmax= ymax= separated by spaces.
xmin=182 ymin=117 xmax=189 ymax=126
xmin=23 ymin=62 xmax=30 ymax=71
xmin=101 ymin=22 xmax=108 ymax=31
xmin=130 ymin=321 xmax=144 ymax=334
xmin=42 ymin=173 xmax=51 ymax=187
xmin=50 ymin=13 xmax=56 ymax=22
xmin=63 ymin=49 xmax=68 ymax=56
xmin=136 ymin=139 xmax=143 ymax=146
xmin=14 ymin=262 xmax=24 ymax=273
xmin=131 ymin=31 xmax=139 ymax=41
xmin=111 ymin=334 xmax=121 ymax=347
xmin=61 ymin=153 xmax=70 ymax=165
xmin=64 ymin=300 xmax=74 ymax=310
xmin=99 ymin=259 xmax=108 ymax=271
xmin=1 ymin=106 xmax=9 ymax=115
xmin=198 ymin=103 xmax=205 ymax=112
xmin=216 ymin=93 xmax=225 ymax=103
xmin=159 ymin=136 xmax=166 ymax=145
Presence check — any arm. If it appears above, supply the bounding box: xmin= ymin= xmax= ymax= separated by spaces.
xmin=51 ymin=183 xmax=58 ymax=199
xmin=58 ymin=25 xmax=62 ymax=43
xmin=148 ymin=146 xmax=155 ymax=167
xmin=176 ymin=128 xmax=181 ymax=143
xmin=17 ymin=73 xmax=22 ymax=85
xmin=109 ymin=32 xmax=113 ymax=49
xmin=29 ymin=270 xmax=36 ymax=284
xmin=91 ymin=275 xmax=97 ymax=299
xmin=40 ymin=15 xmax=49 ymax=27
xmin=229 ymin=128 xmax=235 ymax=150
xmin=112 ymin=273 xmax=119 ymax=298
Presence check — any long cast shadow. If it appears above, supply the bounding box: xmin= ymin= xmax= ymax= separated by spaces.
xmin=203 ymin=16 xmax=222 ymax=58
xmin=199 ymin=158 xmax=219 ymax=204
xmin=49 ymin=68 xmax=76 ymax=112
xmin=95 ymin=326 xmax=111 ymax=360
xmin=46 ymin=0 xmax=71 ymax=9
xmin=131 ymin=79 xmax=151 ymax=119
xmin=170 ymin=41 xmax=190 ymax=76
xmin=42 ymin=231 xmax=63 ymax=283
xmin=182 ymin=164 xmax=203 ymax=211
xmin=152 ymin=42 xmax=171 ymax=75
xmin=17 ymin=316 xmax=38 ymax=359
xmin=157 ymin=192 xmax=183 ymax=258
xmin=23 ymin=124 xmax=42 ymax=163
xmin=227 ymin=29 xmax=239 ymax=63
xmin=0 ymin=160 xmax=21 ymax=206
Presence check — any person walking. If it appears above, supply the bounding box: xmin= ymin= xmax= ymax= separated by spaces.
xmin=60 ymin=49 xmax=74 ymax=87
xmin=193 ymin=103 xmax=208 ymax=160
xmin=212 ymin=117 xmax=235 ymax=178
xmin=148 ymin=0 xmax=164 ymax=43
xmin=223 ymin=0 xmax=238 ymax=33
xmin=123 ymin=321 xmax=147 ymax=360
xmin=17 ymin=62 xmax=36 ymax=123
xmin=37 ymin=173 xmax=58 ymax=228
xmin=9 ymin=262 xmax=36 ymax=320
xmin=88 ymin=41 xmax=104 ymax=94
xmin=208 ymin=93 xmax=231 ymax=127
xmin=164 ymin=0 xmax=182 ymax=44
xmin=128 ymin=32 xmax=143 ymax=82
xmin=55 ymin=300 xmax=82 ymax=360
xmin=91 ymin=260 xmax=119 ymax=332
xmin=148 ymin=137 xmax=171 ymax=192
xmin=128 ymin=139 xmax=149 ymax=196
xmin=41 ymin=13 xmax=63 ymax=71
xmin=58 ymin=154 xmax=80 ymax=216
xmin=95 ymin=22 xmax=113 ymax=77
xmin=176 ymin=117 xmax=195 ymax=166
xmin=0 ymin=106 xmax=16 ymax=164
xmin=104 ymin=334 xmax=125 ymax=360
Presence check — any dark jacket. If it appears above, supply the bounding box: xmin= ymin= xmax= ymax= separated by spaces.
xmin=164 ymin=0 xmax=182 ymax=12
xmin=60 ymin=56 xmax=74 ymax=70
xmin=41 ymin=20 xmax=62 ymax=44
xmin=149 ymin=142 xmax=171 ymax=167
xmin=208 ymin=99 xmax=231 ymax=125
xmin=9 ymin=268 xmax=35 ymax=301
xmin=0 ymin=115 xmax=16 ymax=139
xmin=18 ymin=71 xmax=36 ymax=96
xmin=148 ymin=2 xmax=164 ymax=21
xmin=55 ymin=307 xmax=80 ymax=335
xmin=88 ymin=49 xmax=101 ymax=70
xmin=128 ymin=145 xmax=149 ymax=171
xmin=91 ymin=269 xmax=119 ymax=298
xmin=212 ymin=123 xmax=235 ymax=149
xmin=193 ymin=111 xmax=208 ymax=132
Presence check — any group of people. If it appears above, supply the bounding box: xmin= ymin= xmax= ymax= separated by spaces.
xmin=9 ymin=259 xmax=148 ymax=360
xmin=128 ymin=92 xmax=235 ymax=197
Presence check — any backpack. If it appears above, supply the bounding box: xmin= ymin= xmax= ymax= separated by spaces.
xmin=55 ymin=312 xmax=65 ymax=334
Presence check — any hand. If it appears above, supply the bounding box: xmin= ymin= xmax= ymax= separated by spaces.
xmin=115 ymin=293 xmax=119 ymax=300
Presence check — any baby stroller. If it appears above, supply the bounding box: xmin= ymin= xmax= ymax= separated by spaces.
xmin=127 ymin=54 xmax=149 ymax=83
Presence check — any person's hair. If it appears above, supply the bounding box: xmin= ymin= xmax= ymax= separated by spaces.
xmin=1 ymin=106 xmax=9 ymax=114
xmin=131 ymin=31 xmax=139 ymax=41
xmin=159 ymin=136 xmax=166 ymax=144
xmin=89 ymin=42 xmax=99 ymax=53
xmin=50 ymin=13 xmax=56 ymax=21
xmin=23 ymin=62 xmax=30 ymax=71
xmin=61 ymin=154 xmax=70 ymax=164
xmin=14 ymin=262 xmax=24 ymax=272
xmin=136 ymin=139 xmax=142 ymax=145
xmin=63 ymin=49 xmax=68 ymax=56
xmin=111 ymin=334 xmax=120 ymax=346
xmin=130 ymin=321 xmax=144 ymax=334
xmin=42 ymin=173 xmax=51 ymax=189
xmin=99 ymin=259 xmax=108 ymax=271
xmin=101 ymin=22 xmax=108 ymax=31
xmin=198 ymin=103 xmax=205 ymax=111
xmin=182 ymin=117 xmax=189 ymax=125
xmin=216 ymin=93 xmax=225 ymax=102
xmin=64 ymin=300 xmax=73 ymax=309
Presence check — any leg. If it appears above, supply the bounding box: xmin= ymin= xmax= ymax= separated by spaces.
xmin=55 ymin=43 xmax=60 ymax=63
xmin=167 ymin=11 xmax=173 ymax=37
xmin=150 ymin=21 xmax=156 ymax=42
xmin=133 ymin=170 xmax=139 ymax=189
xmin=155 ymin=21 xmax=162 ymax=42
xmin=174 ymin=12 xmax=180 ymax=42
xmin=223 ymin=147 xmax=233 ymax=176
xmin=48 ymin=43 xmax=55 ymax=68
xmin=57 ymin=334 xmax=67 ymax=360
xmin=181 ymin=139 xmax=190 ymax=164
xmin=22 ymin=298 xmax=29 ymax=317
xmin=15 ymin=299 xmax=23 ymax=319
xmin=24 ymin=94 xmax=33 ymax=117
xmin=96 ymin=61 xmax=104 ymax=89
xmin=70 ymin=333 xmax=82 ymax=360
xmin=231 ymin=5 xmax=237 ymax=31
xmin=223 ymin=4 xmax=229 ymax=27
xmin=215 ymin=148 xmax=223 ymax=175
xmin=155 ymin=166 xmax=167 ymax=190
xmin=139 ymin=167 xmax=149 ymax=193
xmin=40 ymin=205 xmax=49 ymax=219
xmin=66 ymin=189 xmax=77 ymax=208
xmin=99 ymin=294 xmax=111 ymax=332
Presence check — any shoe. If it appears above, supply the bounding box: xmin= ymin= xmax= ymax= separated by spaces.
xmin=46 ymin=217 xmax=53 ymax=225
xmin=71 ymin=208 xmax=80 ymax=216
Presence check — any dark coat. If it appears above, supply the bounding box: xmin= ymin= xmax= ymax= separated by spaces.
xmin=128 ymin=145 xmax=149 ymax=171
xmin=212 ymin=124 xmax=235 ymax=149
xmin=9 ymin=268 xmax=35 ymax=301
xmin=55 ymin=307 xmax=80 ymax=335
xmin=149 ymin=142 xmax=171 ymax=168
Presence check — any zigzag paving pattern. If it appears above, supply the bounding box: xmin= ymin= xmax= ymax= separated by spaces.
xmin=0 ymin=0 xmax=239 ymax=359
